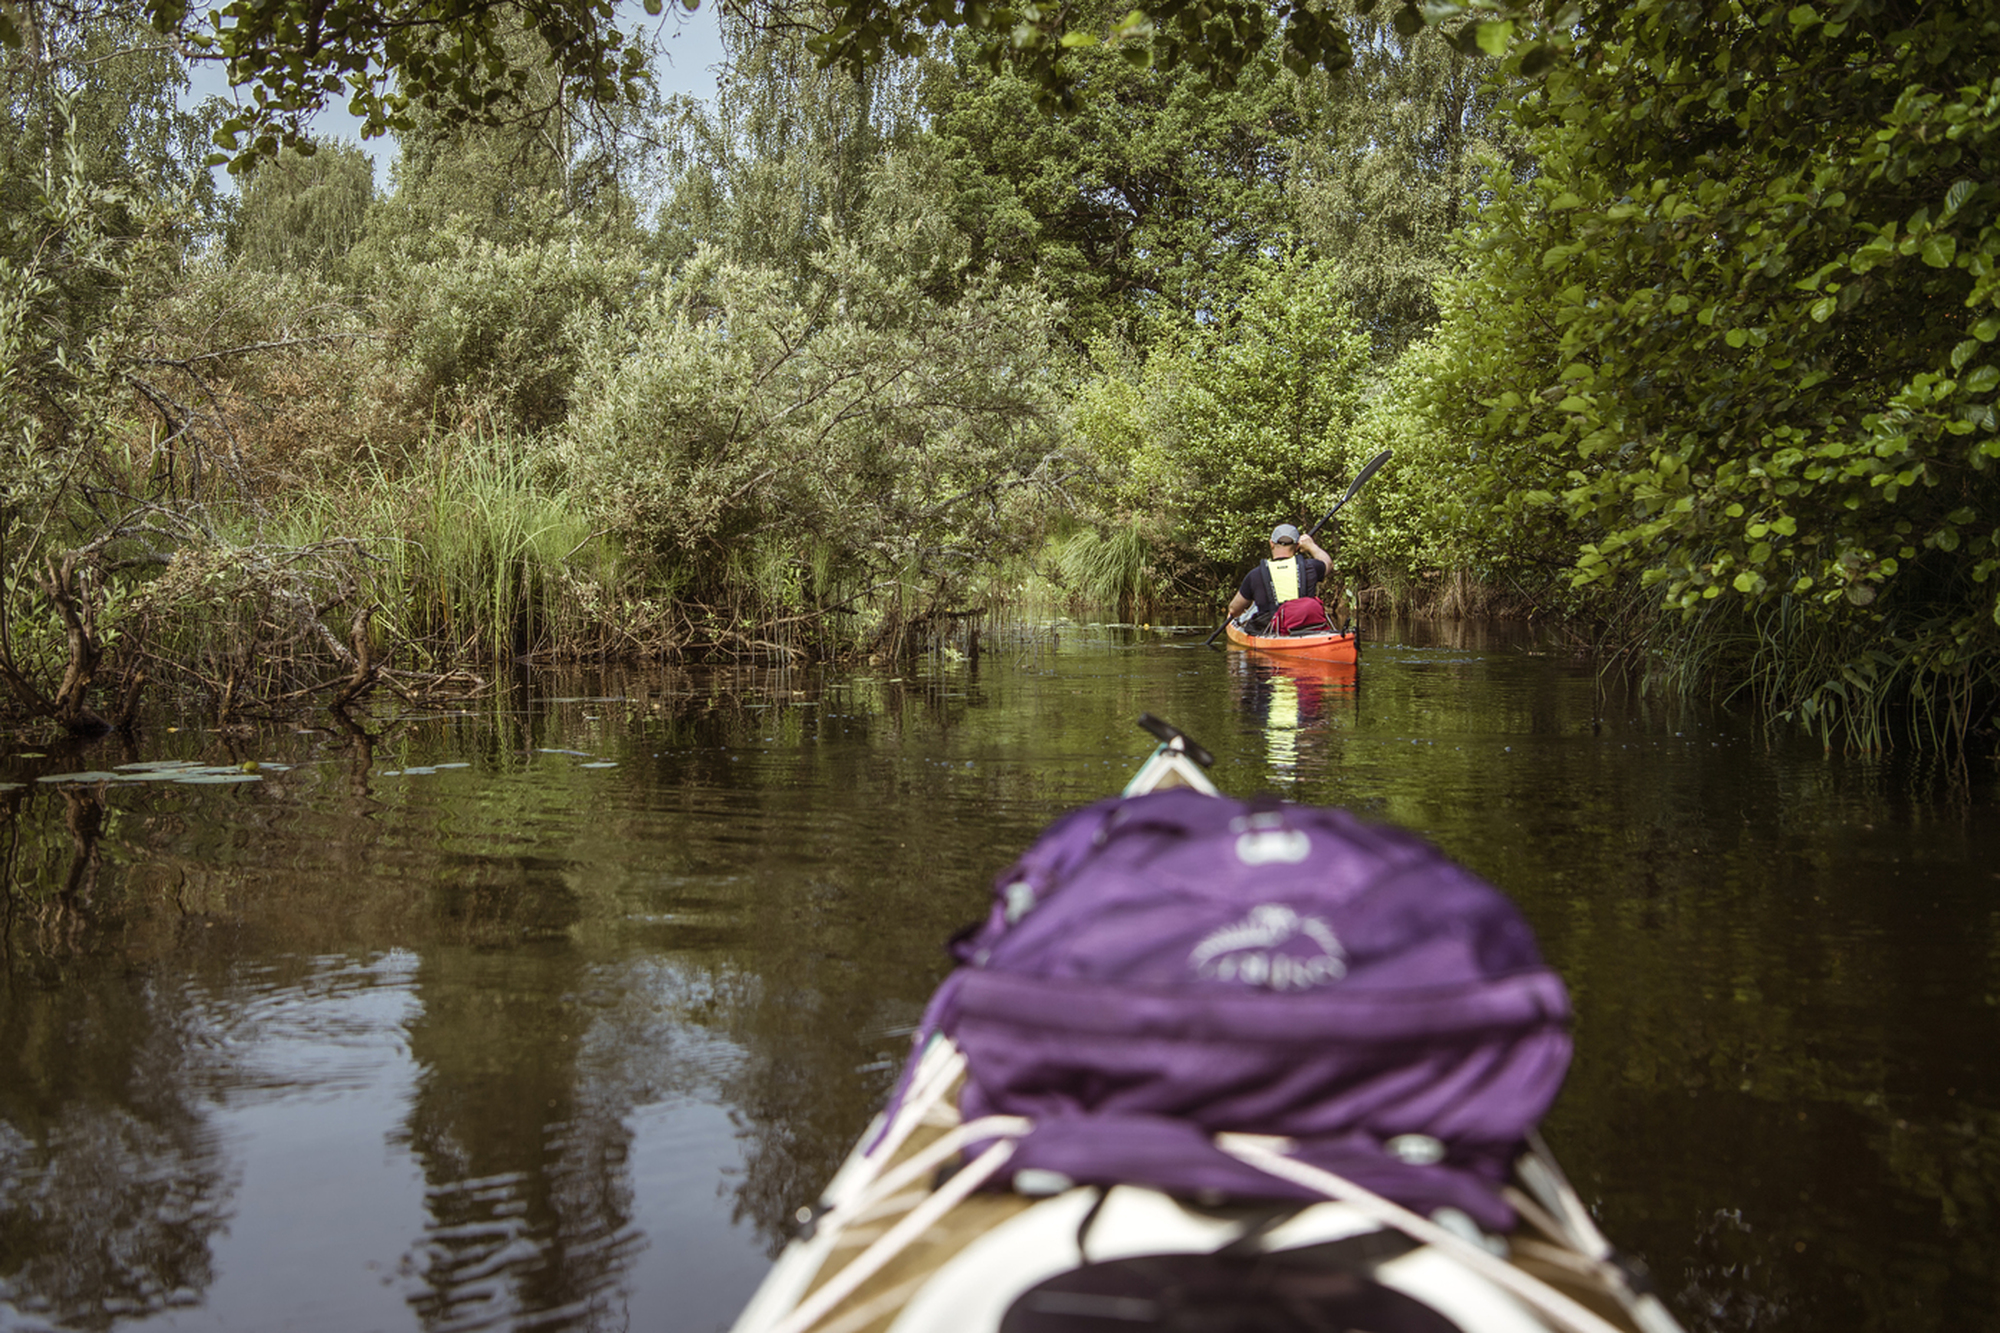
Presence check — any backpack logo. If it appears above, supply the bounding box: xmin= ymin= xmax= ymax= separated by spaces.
xmin=1232 ymin=812 xmax=1311 ymax=865
xmin=1188 ymin=904 xmax=1347 ymax=990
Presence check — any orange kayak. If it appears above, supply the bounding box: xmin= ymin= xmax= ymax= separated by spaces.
xmin=1224 ymin=621 xmax=1359 ymax=663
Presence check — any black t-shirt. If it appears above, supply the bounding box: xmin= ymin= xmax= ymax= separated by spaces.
xmin=1238 ymin=555 xmax=1325 ymax=614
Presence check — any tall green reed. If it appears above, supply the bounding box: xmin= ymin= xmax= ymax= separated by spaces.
xmin=1050 ymin=524 xmax=1152 ymax=621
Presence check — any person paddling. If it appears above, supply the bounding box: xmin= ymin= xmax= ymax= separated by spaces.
xmin=1226 ymin=523 xmax=1332 ymax=635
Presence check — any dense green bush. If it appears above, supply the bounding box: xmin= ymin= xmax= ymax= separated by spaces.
xmin=558 ymin=242 xmax=1066 ymax=630
xmin=1427 ymin=0 xmax=2000 ymax=743
xmin=373 ymin=218 xmax=653 ymax=435
xmin=1067 ymin=253 xmax=1373 ymax=595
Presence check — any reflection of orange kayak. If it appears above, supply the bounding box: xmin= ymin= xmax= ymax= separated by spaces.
xmin=1239 ymin=650 xmax=1359 ymax=692
xmin=1224 ymin=621 xmax=1359 ymax=663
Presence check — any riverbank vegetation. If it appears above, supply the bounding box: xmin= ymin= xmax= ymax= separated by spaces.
xmin=2 ymin=0 xmax=1996 ymax=750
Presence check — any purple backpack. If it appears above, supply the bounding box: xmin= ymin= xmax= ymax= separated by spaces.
xmin=902 ymin=789 xmax=1572 ymax=1231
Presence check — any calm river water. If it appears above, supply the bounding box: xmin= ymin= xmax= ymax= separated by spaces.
xmin=1 ymin=622 xmax=1995 ymax=1333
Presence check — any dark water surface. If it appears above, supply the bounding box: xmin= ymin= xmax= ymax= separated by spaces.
xmin=1 ymin=622 xmax=1995 ymax=1333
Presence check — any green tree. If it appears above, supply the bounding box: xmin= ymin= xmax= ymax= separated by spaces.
xmin=781 ymin=0 xmax=1366 ymax=108
xmin=1070 ymin=253 xmax=1373 ymax=587
xmin=923 ymin=33 xmax=1305 ymax=346
xmin=352 ymin=15 xmax=667 ymax=270
xmin=1435 ymin=0 xmax=2000 ymax=744
xmin=651 ymin=13 xmax=926 ymax=283
xmin=1289 ymin=0 xmax=1522 ymax=357
xmin=1 ymin=2 xmax=222 ymax=223
xmin=227 ymin=141 xmax=376 ymax=274
xmin=0 ymin=0 xmax=1561 ymax=173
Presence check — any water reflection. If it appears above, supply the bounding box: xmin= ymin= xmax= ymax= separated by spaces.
xmin=0 ymin=631 xmax=1994 ymax=1333
xmin=1227 ymin=649 xmax=1358 ymax=781
xmin=0 ymin=966 xmax=230 ymax=1329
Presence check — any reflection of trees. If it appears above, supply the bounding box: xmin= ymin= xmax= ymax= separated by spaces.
xmin=397 ymin=872 xmax=651 ymax=1333
xmin=700 ymin=850 xmax=1013 ymax=1254
xmin=1433 ymin=691 xmax=2000 ymax=1333
xmin=396 ymin=944 xmax=756 ymax=1331
xmin=611 ymin=673 xmax=1034 ymax=1254
xmin=0 ymin=966 xmax=231 ymax=1329
xmin=0 ymin=787 xmax=109 ymax=958
xmin=1 ymin=789 xmax=233 ymax=1329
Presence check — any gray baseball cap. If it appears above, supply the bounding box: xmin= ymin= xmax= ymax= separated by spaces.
xmin=1270 ymin=523 xmax=1300 ymax=544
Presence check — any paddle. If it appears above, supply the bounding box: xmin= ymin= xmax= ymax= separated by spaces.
xmin=1203 ymin=448 xmax=1394 ymax=647
xmin=1304 ymin=447 xmax=1392 ymax=542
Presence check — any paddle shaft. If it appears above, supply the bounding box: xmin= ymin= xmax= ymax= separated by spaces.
xmin=1204 ymin=449 xmax=1393 ymax=646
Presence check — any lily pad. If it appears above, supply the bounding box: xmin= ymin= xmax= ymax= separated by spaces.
xmin=173 ymin=773 xmax=263 ymax=785
xmin=36 ymin=771 xmax=122 ymax=784
xmin=580 ymin=761 xmax=618 ymax=769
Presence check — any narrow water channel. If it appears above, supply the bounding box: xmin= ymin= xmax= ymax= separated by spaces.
xmin=1 ymin=622 xmax=1994 ymax=1333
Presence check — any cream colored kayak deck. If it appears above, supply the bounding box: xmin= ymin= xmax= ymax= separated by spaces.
xmin=733 ymin=1053 xmax=1681 ymax=1333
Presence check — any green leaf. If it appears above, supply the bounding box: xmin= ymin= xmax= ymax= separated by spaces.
xmin=1475 ymin=19 xmax=1514 ymax=57
xmin=1921 ymin=235 xmax=1957 ymax=268
xmin=1965 ymin=365 xmax=2000 ymax=394
xmin=1810 ymin=296 xmax=1836 ymax=323
xmin=1519 ymin=41 xmax=1557 ymax=78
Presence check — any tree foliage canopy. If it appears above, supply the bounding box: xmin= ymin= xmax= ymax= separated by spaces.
xmin=1433 ymin=0 xmax=2000 ymax=740
xmin=1070 ymin=253 xmax=1372 ymax=588
xmin=0 ymin=0 xmax=1548 ymax=169
xmin=925 ymin=33 xmax=1304 ymax=346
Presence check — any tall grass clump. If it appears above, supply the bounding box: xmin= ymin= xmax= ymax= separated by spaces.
xmin=1050 ymin=524 xmax=1153 ymax=621
xmin=1687 ymin=603 xmax=2000 ymax=755
xmin=298 ymin=427 xmax=649 ymax=665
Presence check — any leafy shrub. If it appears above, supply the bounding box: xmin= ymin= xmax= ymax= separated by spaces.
xmin=1067 ymin=252 xmax=1373 ymax=596
xmin=371 ymin=216 xmax=653 ymax=435
xmin=1425 ymin=1 xmax=2000 ymax=743
xmin=558 ymin=241 xmax=1065 ymax=627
